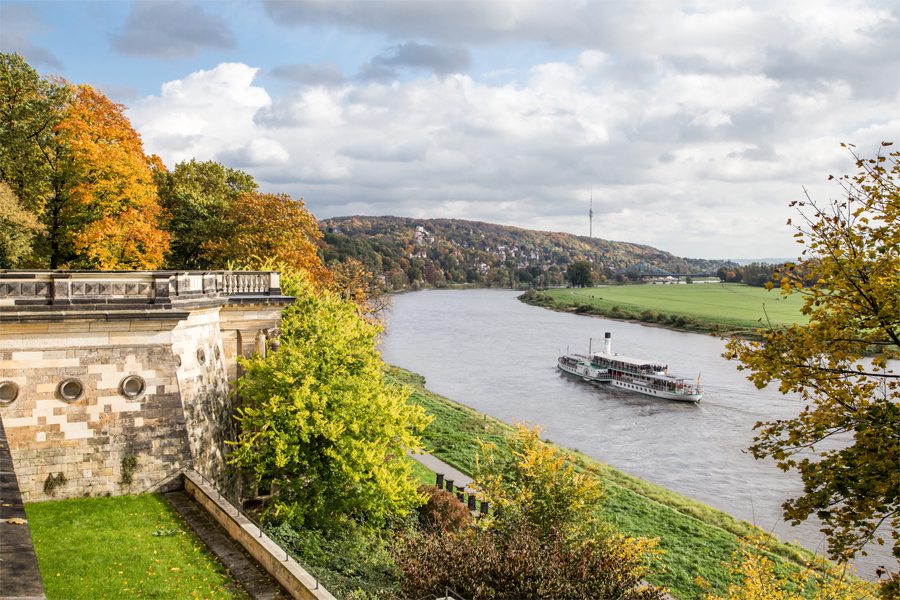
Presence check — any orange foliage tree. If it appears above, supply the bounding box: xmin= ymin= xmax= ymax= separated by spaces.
xmin=203 ymin=191 xmax=329 ymax=285
xmin=51 ymin=84 xmax=169 ymax=269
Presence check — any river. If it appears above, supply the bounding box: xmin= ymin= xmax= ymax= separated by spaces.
xmin=380 ymin=288 xmax=894 ymax=579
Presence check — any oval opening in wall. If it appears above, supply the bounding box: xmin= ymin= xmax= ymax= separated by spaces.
xmin=0 ymin=381 xmax=20 ymax=405
xmin=120 ymin=375 xmax=146 ymax=399
xmin=58 ymin=378 xmax=84 ymax=402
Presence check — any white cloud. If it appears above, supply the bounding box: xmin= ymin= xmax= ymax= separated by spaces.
xmin=127 ymin=0 xmax=899 ymax=259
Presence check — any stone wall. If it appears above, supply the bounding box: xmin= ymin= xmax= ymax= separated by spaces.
xmin=0 ymin=270 xmax=293 ymax=502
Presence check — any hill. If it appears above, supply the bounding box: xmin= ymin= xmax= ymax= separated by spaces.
xmin=318 ymin=216 xmax=721 ymax=288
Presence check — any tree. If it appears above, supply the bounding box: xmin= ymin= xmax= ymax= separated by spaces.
xmin=229 ymin=270 xmax=431 ymax=530
xmin=474 ymin=422 xmax=604 ymax=541
xmin=203 ymin=191 xmax=329 ymax=285
xmin=393 ymin=422 xmax=664 ymax=600
xmin=0 ymin=182 xmax=44 ymax=268
xmin=155 ymin=159 xmax=257 ymax=269
xmin=0 ymin=53 xmax=68 ymax=216
xmin=329 ymin=257 xmax=392 ymax=325
xmin=724 ymin=143 xmax=899 ymax=564
xmin=568 ymin=260 xmax=593 ymax=287
xmin=698 ymin=532 xmax=877 ymax=600
xmin=52 ymin=84 xmax=169 ymax=269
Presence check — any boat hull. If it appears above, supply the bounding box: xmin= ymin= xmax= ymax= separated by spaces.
xmin=611 ymin=379 xmax=702 ymax=402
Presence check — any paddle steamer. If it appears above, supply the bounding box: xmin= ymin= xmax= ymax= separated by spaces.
xmin=557 ymin=332 xmax=703 ymax=402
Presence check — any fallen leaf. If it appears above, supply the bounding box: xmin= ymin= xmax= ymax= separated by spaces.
xmin=7 ymin=518 xmax=26 ymax=524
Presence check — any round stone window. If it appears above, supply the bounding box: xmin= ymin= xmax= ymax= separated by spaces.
xmin=214 ymin=346 xmax=221 ymax=360
xmin=174 ymin=354 xmax=182 ymax=368
xmin=120 ymin=375 xmax=146 ymax=399
xmin=197 ymin=348 xmax=206 ymax=365
xmin=0 ymin=381 xmax=20 ymax=405
xmin=58 ymin=378 xmax=84 ymax=402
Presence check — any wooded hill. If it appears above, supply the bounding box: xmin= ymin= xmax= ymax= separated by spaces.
xmin=319 ymin=215 xmax=720 ymax=287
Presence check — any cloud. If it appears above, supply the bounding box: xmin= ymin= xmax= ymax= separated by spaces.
xmin=358 ymin=42 xmax=472 ymax=81
xmin=0 ymin=4 xmax=62 ymax=69
xmin=130 ymin=0 xmax=900 ymax=258
xmin=269 ymin=61 xmax=347 ymax=87
xmin=110 ymin=1 xmax=237 ymax=61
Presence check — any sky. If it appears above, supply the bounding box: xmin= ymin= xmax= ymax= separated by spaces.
xmin=2 ymin=1 xmax=898 ymax=260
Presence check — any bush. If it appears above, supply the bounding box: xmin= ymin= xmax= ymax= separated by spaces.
xmin=266 ymin=519 xmax=402 ymax=600
xmin=611 ymin=305 xmax=622 ymax=315
xmin=640 ymin=309 xmax=658 ymax=322
xmin=392 ymin=520 xmax=664 ymax=600
xmin=655 ymin=312 xmax=668 ymax=323
xmin=416 ymin=485 xmax=472 ymax=533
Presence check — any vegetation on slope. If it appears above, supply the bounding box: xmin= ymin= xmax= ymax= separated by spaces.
xmin=318 ymin=215 xmax=726 ymax=289
xmin=385 ymin=365 xmax=833 ymax=600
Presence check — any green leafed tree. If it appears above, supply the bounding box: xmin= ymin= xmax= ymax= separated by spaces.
xmin=725 ymin=143 xmax=899 ymax=565
xmin=154 ymin=159 xmax=258 ymax=269
xmin=567 ymin=260 xmax=593 ymax=287
xmin=229 ymin=270 xmax=431 ymax=530
xmin=0 ymin=53 xmax=68 ymax=216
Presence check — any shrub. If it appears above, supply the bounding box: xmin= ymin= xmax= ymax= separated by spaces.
xmin=655 ymin=312 xmax=668 ymax=323
xmin=611 ymin=305 xmax=622 ymax=315
xmin=266 ymin=519 xmax=402 ymax=600
xmin=416 ymin=485 xmax=472 ymax=533
xmin=392 ymin=519 xmax=664 ymax=600
xmin=640 ymin=309 xmax=658 ymax=322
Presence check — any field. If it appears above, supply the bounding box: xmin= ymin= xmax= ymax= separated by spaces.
xmin=539 ymin=283 xmax=808 ymax=332
xmin=26 ymin=494 xmax=250 ymax=600
xmin=384 ymin=364 xmax=841 ymax=600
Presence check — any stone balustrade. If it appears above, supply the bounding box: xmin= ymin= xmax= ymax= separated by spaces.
xmin=0 ymin=270 xmax=284 ymax=313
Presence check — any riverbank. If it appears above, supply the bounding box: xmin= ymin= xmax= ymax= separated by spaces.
xmin=518 ymin=283 xmax=809 ymax=340
xmin=384 ymin=364 xmax=841 ymax=600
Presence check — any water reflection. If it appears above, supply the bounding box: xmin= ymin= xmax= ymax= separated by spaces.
xmin=381 ymin=288 xmax=893 ymax=578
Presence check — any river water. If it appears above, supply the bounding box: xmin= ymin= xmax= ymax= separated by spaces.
xmin=380 ymin=288 xmax=894 ymax=579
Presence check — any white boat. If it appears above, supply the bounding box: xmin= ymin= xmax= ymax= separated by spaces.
xmin=557 ymin=332 xmax=703 ymax=402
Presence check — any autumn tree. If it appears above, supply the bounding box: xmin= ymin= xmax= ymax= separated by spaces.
xmin=698 ymin=532 xmax=877 ymax=600
xmin=49 ymin=84 xmax=170 ymax=269
xmin=475 ymin=421 xmax=605 ymax=540
xmin=229 ymin=269 xmax=430 ymax=530
xmin=155 ymin=159 xmax=257 ymax=269
xmin=328 ymin=258 xmax=392 ymax=325
xmin=0 ymin=182 xmax=45 ymax=268
xmin=202 ymin=191 xmax=329 ymax=285
xmin=725 ymin=143 xmax=899 ymax=565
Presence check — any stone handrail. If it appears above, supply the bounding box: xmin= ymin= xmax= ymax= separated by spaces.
xmin=0 ymin=270 xmax=283 ymax=307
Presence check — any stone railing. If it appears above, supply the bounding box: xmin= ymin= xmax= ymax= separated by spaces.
xmin=0 ymin=270 xmax=284 ymax=308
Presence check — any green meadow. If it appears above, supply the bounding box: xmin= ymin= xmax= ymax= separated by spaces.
xmin=26 ymin=494 xmax=250 ymax=600
xmin=537 ymin=283 xmax=808 ymax=333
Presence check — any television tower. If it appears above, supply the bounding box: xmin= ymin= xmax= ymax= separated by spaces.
xmin=589 ymin=188 xmax=593 ymax=238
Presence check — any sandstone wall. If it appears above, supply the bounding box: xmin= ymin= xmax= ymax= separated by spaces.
xmin=0 ymin=270 xmax=293 ymax=502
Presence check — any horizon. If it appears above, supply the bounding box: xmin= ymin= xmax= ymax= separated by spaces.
xmin=2 ymin=0 xmax=897 ymax=258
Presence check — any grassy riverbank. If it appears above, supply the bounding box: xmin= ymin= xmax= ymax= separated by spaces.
xmin=520 ymin=283 xmax=807 ymax=338
xmin=385 ymin=364 xmax=829 ymax=600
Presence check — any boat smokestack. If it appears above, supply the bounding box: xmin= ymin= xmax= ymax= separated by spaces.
xmin=604 ymin=332 xmax=611 ymax=354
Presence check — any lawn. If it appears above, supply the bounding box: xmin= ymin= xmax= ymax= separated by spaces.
xmin=386 ymin=364 xmax=836 ymax=600
xmin=543 ymin=283 xmax=808 ymax=331
xmin=26 ymin=493 xmax=250 ymax=600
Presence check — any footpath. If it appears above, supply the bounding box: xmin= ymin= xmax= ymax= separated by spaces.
xmin=407 ymin=450 xmax=474 ymax=493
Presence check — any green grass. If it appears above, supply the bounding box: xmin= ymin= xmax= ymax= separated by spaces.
xmin=536 ymin=283 xmax=808 ymax=334
xmin=26 ymin=494 xmax=250 ymax=600
xmin=406 ymin=456 xmax=438 ymax=487
xmin=386 ymin=364 xmax=834 ymax=600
